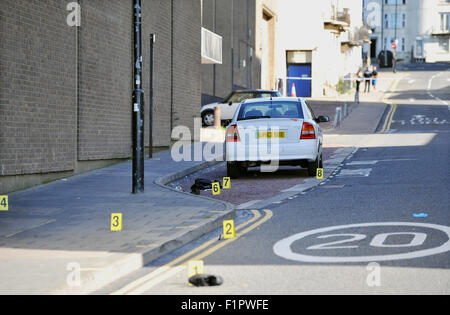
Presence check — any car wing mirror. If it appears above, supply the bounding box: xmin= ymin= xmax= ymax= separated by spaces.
xmin=317 ymin=115 xmax=329 ymax=123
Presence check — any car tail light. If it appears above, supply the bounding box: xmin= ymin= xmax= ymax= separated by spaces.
xmin=300 ymin=122 xmax=316 ymax=139
xmin=226 ymin=124 xmax=240 ymax=142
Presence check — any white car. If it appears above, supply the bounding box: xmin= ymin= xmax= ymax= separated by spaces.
xmin=225 ymin=97 xmax=329 ymax=178
xmin=201 ymin=90 xmax=281 ymax=126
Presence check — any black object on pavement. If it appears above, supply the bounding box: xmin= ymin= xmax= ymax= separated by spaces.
xmin=189 ymin=274 xmax=224 ymax=287
xmin=190 ymin=178 xmax=222 ymax=195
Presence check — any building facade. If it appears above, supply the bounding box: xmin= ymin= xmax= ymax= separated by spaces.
xmin=0 ymin=0 xmax=274 ymax=194
xmin=364 ymin=0 xmax=450 ymax=63
xmin=200 ymin=0 xmax=278 ymax=105
xmin=275 ymin=0 xmax=365 ymax=98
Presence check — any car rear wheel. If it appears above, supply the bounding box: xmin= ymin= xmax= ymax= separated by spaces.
xmin=202 ymin=110 xmax=215 ymax=127
xmin=307 ymin=153 xmax=322 ymax=177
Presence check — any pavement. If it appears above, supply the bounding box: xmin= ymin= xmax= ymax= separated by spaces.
xmin=0 ymin=68 xmax=408 ymax=295
xmin=0 ymin=146 xmax=233 ymax=295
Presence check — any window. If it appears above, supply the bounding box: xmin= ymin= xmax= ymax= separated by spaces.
xmin=441 ymin=13 xmax=450 ymax=32
xmin=416 ymin=39 xmax=424 ymax=57
xmin=389 ymin=13 xmax=403 ymax=28
xmin=237 ymin=102 xmax=304 ymax=120
xmin=402 ymin=14 xmax=406 ymax=28
xmin=438 ymin=38 xmax=449 ymax=52
xmin=386 ymin=0 xmax=405 ymax=4
xmin=384 ymin=0 xmax=406 ymax=5
xmin=225 ymin=92 xmax=254 ymax=104
xmin=384 ymin=14 xmax=389 ymax=28
xmin=401 ymin=38 xmax=405 ymax=51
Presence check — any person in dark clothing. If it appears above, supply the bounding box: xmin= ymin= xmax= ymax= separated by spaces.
xmin=371 ymin=66 xmax=378 ymax=91
xmin=355 ymin=69 xmax=363 ymax=103
xmin=363 ymin=67 xmax=372 ymax=92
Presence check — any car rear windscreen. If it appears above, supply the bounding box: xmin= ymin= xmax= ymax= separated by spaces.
xmin=237 ymin=101 xmax=304 ymax=121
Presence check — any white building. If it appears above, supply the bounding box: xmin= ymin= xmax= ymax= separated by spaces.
xmin=275 ymin=0 xmax=366 ymax=98
xmin=363 ymin=0 xmax=450 ymax=63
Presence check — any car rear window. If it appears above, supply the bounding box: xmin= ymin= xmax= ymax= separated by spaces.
xmin=254 ymin=92 xmax=282 ymax=98
xmin=237 ymin=101 xmax=304 ymax=120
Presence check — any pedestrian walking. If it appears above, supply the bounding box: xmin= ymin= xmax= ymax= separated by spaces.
xmin=355 ymin=68 xmax=363 ymax=103
xmin=363 ymin=67 xmax=372 ymax=93
xmin=371 ymin=66 xmax=378 ymax=91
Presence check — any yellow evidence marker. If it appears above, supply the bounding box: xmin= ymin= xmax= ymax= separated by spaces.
xmin=316 ymin=168 xmax=324 ymax=180
xmin=212 ymin=182 xmax=221 ymax=195
xmin=110 ymin=213 xmax=123 ymax=231
xmin=222 ymin=177 xmax=231 ymax=189
xmin=223 ymin=220 xmax=236 ymax=239
xmin=0 ymin=196 xmax=8 ymax=211
xmin=188 ymin=260 xmax=204 ymax=277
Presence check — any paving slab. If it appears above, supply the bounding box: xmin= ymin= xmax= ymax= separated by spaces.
xmin=0 ymin=146 xmax=233 ymax=295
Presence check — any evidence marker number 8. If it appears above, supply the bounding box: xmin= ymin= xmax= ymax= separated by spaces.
xmin=316 ymin=168 xmax=324 ymax=180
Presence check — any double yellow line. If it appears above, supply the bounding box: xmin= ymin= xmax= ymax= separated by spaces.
xmin=378 ymin=73 xmax=409 ymax=133
xmin=111 ymin=209 xmax=273 ymax=295
xmin=378 ymin=103 xmax=397 ymax=134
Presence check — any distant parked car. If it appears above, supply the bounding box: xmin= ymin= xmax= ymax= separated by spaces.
xmin=201 ymin=90 xmax=281 ymax=126
xmin=225 ymin=97 xmax=329 ymax=178
xmin=378 ymin=50 xmax=394 ymax=68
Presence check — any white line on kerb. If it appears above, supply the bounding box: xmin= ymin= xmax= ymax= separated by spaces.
xmin=427 ymin=73 xmax=450 ymax=109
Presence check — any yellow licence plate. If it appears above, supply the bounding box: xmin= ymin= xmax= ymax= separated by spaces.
xmin=257 ymin=131 xmax=286 ymax=138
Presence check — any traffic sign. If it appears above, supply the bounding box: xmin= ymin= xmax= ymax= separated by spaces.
xmin=391 ymin=42 xmax=397 ymax=50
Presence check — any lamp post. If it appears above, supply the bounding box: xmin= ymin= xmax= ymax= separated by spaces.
xmin=132 ymin=0 xmax=145 ymax=193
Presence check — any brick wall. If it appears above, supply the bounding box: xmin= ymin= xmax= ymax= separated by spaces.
xmin=142 ymin=0 xmax=172 ymax=147
xmin=171 ymin=0 xmax=202 ymax=135
xmin=0 ymin=0 xmax=77 ymax=176
xmin=77 ymin=0 xmax=133 ymax=160
xmin=0 ymin=0 xmax=264 ymax=193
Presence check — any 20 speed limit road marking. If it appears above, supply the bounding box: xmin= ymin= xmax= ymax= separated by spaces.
xmin=112 ymin=209 xmax=273 ymax=295
xmin=273 ymin=222 xmax=450 ymax=263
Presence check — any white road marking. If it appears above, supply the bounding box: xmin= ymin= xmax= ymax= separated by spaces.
xmin=427 ymin=73 xmax=449 ymax=107
xmin=236 ymin=200 xmax=262 ymax=209
xmin=346 ymin=159 xmax=416 ymax=166
xmin=125 ymin=266 xmax=186 ymax=295
xmin=346 ymin=161 xmax=378 ymax=165
xmin=337 ymin=169 xmax=372 ymax=177
xmin=273 ymin=222 xmax=450 ymax=263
